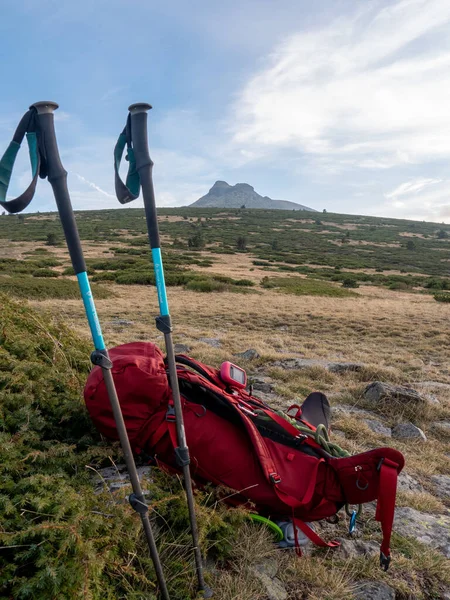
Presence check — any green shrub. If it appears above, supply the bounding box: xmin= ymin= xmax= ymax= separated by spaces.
xmin=32 ymin=268 xmax=59 ymax=278
xmin=0 ymin=293 xmax=249 ymax=600
xmin=234 ymin=279 xmax=255 ymax=286
xmin=342 ymin=278 xmax=359 ymax=288
xmin=261 ymin=276 xmax=358 ymax=297
xmin=434 ymin=293 xmax=450 ymax=302
xmin=389 ymin=282 xmax=411 ymax=291
xmin=115 ymin=271 xmax=155 ymax=285
xmin=0 ymin=275 xmax=112 ymax=300
xmin=185 ymin=279 xmax=226 ymax=292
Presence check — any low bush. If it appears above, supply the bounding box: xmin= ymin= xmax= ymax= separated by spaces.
xmin=434 ymin=293 xmax=450 ymax=303
xmin=32 ymin=268 xmax=60 ymax=278
xmin=0 ymin=275 xmax=112 ymax=300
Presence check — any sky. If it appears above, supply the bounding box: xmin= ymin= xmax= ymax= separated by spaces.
xmin=1 ymin=0 xmax=450 ymax=222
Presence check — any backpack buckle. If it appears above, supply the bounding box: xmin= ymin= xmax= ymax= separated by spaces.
xmin=166 ymin=406 xmax=176 ymax=422
xmin=269 ymin=472 xmax=282 ymax=485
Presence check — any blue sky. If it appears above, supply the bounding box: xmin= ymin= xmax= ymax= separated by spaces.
xmin=2 ymin=0 xmax=450 ymax=222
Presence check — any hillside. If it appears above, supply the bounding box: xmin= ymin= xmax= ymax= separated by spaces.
xmin=190 ymin=180 xmax=316 ymax=210
xmin=1 ymin=207 xmax=450 ymax=599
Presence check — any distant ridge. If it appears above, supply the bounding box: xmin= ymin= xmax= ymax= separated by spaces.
xmin=189 ymin=181 xmax=316 ymax=211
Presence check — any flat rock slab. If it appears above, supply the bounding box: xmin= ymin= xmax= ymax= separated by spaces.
xmin=392 ymin=422 xmax=427 ymax=441
xmin=174 ymin=343 xmax=191 ymax=354
xmin=397 ymin=472 xmax=423 ymax=493
xmin=353 ymin=581 xmax=395 ymax=600
xmin=271 ymin=358 xmax=364 ymax=373
xmin=332 ymin=404 xmax=374 ymax=419
xmin=433 ymin=421 xmax=450 ymax=435
xmin=364 ymin=419 xmax=392 ymax=437
xmin=336 ymin=538 xmax=379 ymax=559
xmin=93 ymin=464 xmax=151 ymax=494
xmin=108 ymin=318 xmax=134 ymax=327
xmin=250 ymin=560 xmax=288 ymax=600
xmin=234 ymin=348 xmax=260 ymax=360
xmin=198 ymin=337 xmax=221 ymax=348
xmin=251 ymin=376 xmax=275 ymax=394
xmin=415 ymin=381 xmax=450 ymax=390
xmin=364 ymin=381 xmax=428 ymax=405
xmin=394 ymin=507 xmax=450 ymax=557
xmin=431 ymin=474 xmax=450 ymax=501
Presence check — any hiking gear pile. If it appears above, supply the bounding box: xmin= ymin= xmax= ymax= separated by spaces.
xmin=84 ymin=341 xmax=405 ymax=571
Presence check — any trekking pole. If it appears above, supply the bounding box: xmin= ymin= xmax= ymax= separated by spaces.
xmin=0 ymin=102 xmax=170 ymax=600
xmin=114 ymin=103 xmax=212 ymax=598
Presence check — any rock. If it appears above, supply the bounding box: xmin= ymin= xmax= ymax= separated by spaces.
xmin=364 ymin=419 xmax=392 ymax=437
xmin=332 ymin=404 xmax=373 ymax=418
xmin=272 ymin=358 xmax=364 ymax=373
xmin=250 ymin=377 xmax=275 ymax=394
xmin=93 ymin=464 xmax=151 ymax=494
xmin=233 ymin=348 xmax=260 ymax=360
xmin=108 ymin=318 xmax=134 ymax=327
xmin=336 ymin=538 xmax=379 ymax=559
xmin=250 ymin=559 xmax=288 ymax=600
xmin=431 ymin=475 xmax=450 ymax=500
xmin=392 ymin=422 xmax=427 ymax=441
xmin=198 ymin=337 xmax=221 ymax=348
xmin=174 ymin=343 xmax=191 ymax=354
xmin=415 ymin=381 xmax=450 ymax=390
xmin=328 ymin=362 xmax=365 ymax=374
xmin=332 ymin=429 xmax=346 ymax=438
xmin=394 ymin=507 xmax=450 ymax=557
xmin=397 ymin=472 xmax=423 ymax=493
xmin=433 ymin=421 xmax=450 ymax=435
xmin=364 ymin=381 xmax=427 ymax=405
xmin=353 ymin=581 xmax=395 ymax=600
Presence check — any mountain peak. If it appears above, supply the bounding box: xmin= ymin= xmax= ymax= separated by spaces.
xmin=190 ymin=181 xmax=316 ymax=211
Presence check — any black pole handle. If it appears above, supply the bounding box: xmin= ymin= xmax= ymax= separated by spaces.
xmin=128 ymin=103 xmax=161 ymax=250
xmin=30 ymin=102 xmax=86 ymax=275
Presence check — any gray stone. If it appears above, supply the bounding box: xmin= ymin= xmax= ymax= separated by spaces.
xmin=250 ymin=559 xmax=288 ymax=600
xmin=392 ymin=422 xmax=427 ymax=441
xmin=108 ymin=318 xmax=134 ymax=327
xmin=198 ymin=337 xmax=221 ymax=348
xmin=394 ymin=507 xmax=450 ymax=557
xmin=336 ymin=538 xmax=379 ymax=559
xmin=353 ymin=581 xmax=395 ymax=600
xmin=328 ymin=362 xmax=365 ymax=374
xmin=272 ymin=358 xmax=364 ymax=373
xmin=364 ymin=381 xmax=426 ymax=405
xmin=250 ymin=376 xmax=275 ymax=394
xmin=431 ymin=474 xmax=450 ymax=500
xmin=332 ymin=404 xmax=373 ymax=418
xmin=174 ymin=343 xmax=191 ymax=354
xmin=433 ymin=421 xmax=450 ymax=435
xmin=332 ymin=429 xmax=346 ymax=438
xmin=93 ymin=464 xmax=151 ymax=494
xmin=415 ymin=381 xmax=450 ymax=390
xmin=364 ymin=419 xmax=392 ymax=437
xmin=397 ymin=472 xmax=423 ymax=493
xmin=233 ymin=348 xmax=260 ymax=360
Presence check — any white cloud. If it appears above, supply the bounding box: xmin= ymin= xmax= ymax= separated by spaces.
xmin=385 ymin=178 xmax=442 ymax=199
xmin=232 ymin=0 xmax=450 ymax=170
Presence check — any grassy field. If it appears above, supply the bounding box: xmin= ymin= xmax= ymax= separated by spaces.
xmin=1 ymin=207 xmax=450 ymax=599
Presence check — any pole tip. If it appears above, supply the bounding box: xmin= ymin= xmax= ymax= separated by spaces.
xmin=30 ymin=101 xmax=59 ymax=114
xmin=128 ymin=103 xmax=152 ymax=114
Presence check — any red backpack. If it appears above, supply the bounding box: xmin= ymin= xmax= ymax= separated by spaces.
xmin=84 ymin=342 xmax=404 ymax=570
